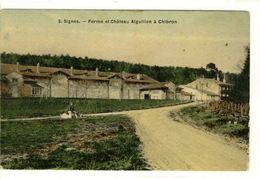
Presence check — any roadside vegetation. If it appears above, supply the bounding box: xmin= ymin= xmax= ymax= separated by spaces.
xmin=1 ymin=115 xmax=149 ymax=170
xmin=172 ymin=106 xmax=249 ymax=143
xmin=0 ymin=98 xmax=188 ymax=119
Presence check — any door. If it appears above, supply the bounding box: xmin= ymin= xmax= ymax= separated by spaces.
xmin=144 ymin=94 xmax=150 ymax=100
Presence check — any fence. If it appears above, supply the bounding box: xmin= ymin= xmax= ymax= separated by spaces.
xmin=206 ymin=101 xmax=249 ymax=118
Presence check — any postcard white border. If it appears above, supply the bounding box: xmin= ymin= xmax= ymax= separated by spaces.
xmin=0 ymin=1 xmax=260 ymax=179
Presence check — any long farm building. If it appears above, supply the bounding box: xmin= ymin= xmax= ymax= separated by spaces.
xmin=0 ymin=63 xmax=176 ymax=100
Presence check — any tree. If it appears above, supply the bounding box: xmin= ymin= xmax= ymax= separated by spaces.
xmin=206 ymin=63 xmax=217 ymax=71
xmin=206 ymin=62 xmax=218 ymax=79
xmin=205 ymin=62 xmax=225 ymax=81
xmin=230 ymin=46 xmax=250 ymax=103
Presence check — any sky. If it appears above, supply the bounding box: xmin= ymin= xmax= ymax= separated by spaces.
xmin=0 ymin=10 xmax=249 ymax=73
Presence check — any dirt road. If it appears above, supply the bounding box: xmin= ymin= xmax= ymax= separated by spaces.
xmin=126 ymin=102 xmax=248 ymax=171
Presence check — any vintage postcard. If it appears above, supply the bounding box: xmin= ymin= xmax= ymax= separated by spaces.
xmin=0 ymin=10 xmax=250 ymax=171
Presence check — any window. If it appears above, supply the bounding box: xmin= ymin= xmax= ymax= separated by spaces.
xmin=12 ymin=78 xmax=18 ymax=83
xmin=32 ymin=87 xmax=42 ymax=96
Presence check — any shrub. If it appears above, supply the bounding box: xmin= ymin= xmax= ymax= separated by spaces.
xmin=179 ymin=106 xmax=249 ymax=141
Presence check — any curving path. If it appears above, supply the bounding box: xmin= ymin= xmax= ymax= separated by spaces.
xmin=127 ymin=102 xmax=248 ymax=170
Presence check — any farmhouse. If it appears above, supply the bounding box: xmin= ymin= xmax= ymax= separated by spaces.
xmin=140 ymin=82 xmax=176 ymax=100
xmin=175 ymin=87 xmax=195 ymax=101
xmin=177 ymin=78 xmax=232 ymax=101
xmin=0 ymin=63 xmax=176 ymax=100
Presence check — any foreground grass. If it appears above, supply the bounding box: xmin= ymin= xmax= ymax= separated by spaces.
xmin=1 ymin=115 xmax=149 ymax=170
xmin=0 ymin=97 xmax=187 ymax=119
xmin=1 ymin=119 xmax=78 ymax=155
xmin=177 ymin=106 xmax=249 ymax=142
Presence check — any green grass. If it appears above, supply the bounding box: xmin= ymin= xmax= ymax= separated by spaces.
xmin=4 ymin=134 xmax=147 ymax=170
xmin=215 ymin=123 xmax=249 ymax=138
xmin=1 ymin=119 xmax=78 ymax=155
xmin=0 ymin=97 xmax=187 ymax=119
xmin=180 ymin=106 xmax=249 ymax=141
xmin=1 ymin=115 xmax=149 ymax=170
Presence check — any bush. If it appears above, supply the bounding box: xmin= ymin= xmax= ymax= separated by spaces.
xmin=202 ymin=117 xmax=221 ymax=129
xmin=179 ymin=106 xmax=249 ymax=141
xmin=217 ymin=123 xmax=249 ymax=140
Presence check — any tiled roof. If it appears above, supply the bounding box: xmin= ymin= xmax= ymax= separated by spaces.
xmin=0 ymin=63 xmax=158 ymax=83
xmin=195 ymin=78 xmax=232 ymax=86
xmin=140 ymin=83 xmax=169 ymax=90
xmin=69 ymin=75 xmax=109 ymax=81
xmin=21 ymin=71 xmax=51 ymax=78
xmin=126 ymin=79 xmax=156 ymax=84
xmin=107 ymin=74 xmax=125 ymax=80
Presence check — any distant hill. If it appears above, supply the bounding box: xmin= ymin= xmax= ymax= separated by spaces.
xmin=0 ymin=52 xmax=231 ymax=85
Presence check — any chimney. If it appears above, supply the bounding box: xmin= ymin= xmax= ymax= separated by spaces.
xmin=137 ymin=74 xmax=141 ymax=80
xmin=36 ymin=63 xmax=40 ymax=73
xmin=216 ymin=73 xmax=220 ymax=81
xmin=16 ymin=62 xmax=20 ymax=72
xmin=70 ymin=66 xmax=73 ymax=76
xmin=223 ymin=73 xmax=226 ymax=83
xmin=95 ymin=67 xmax=99 ymax=77
xmin=122 ymin=71 xmax=126 ymax=79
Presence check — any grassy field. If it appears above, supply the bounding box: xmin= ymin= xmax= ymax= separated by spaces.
xmin=176 ymin=106 xmax=249 ymax=142
xmin=0 ymin=97 xmax=187 ymax=119
xmin=1 ymin=115 xmax=149 ymax=170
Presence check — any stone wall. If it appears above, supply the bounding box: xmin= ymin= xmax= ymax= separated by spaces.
xmin=87 ymin=81 xmax=108 ymax=99
xmin=20 ymin=84 xmax=33 ymax=97
xmin=180 ymin=86 xmax=206 ymax=101
xmin=187 ymin=78 xmax=220 ymax=95
xmin=69 ymin=80 xmax=88 ymax=98
xmin=122 ymin=83 xmax=141 ymax=99
xmin=108 ymin=77 xmax=123 ymax=99
xmin=36 ymin=78 xmax=51 ymax=97
xmin=180 ymin=86 xmax=220 ymax=101
xmin=69 ymin=80 xmax=109 ymax=99
xmin=6 ymin=72 xmax=24 ymax=97
xmin=176 ymin=93 xmax=193 ymax=101
xmin=2 ymin=71 xmax=157 ymax=99
xmin=0 ymin=81 xmax=11 ymax=96
xmin=140 ymin=89 xmax=166 ymax=100
xmin=51 ymin=73 xmax=69 ymax=97
xmin=166 ymin=90 xmax=175 ymax=99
